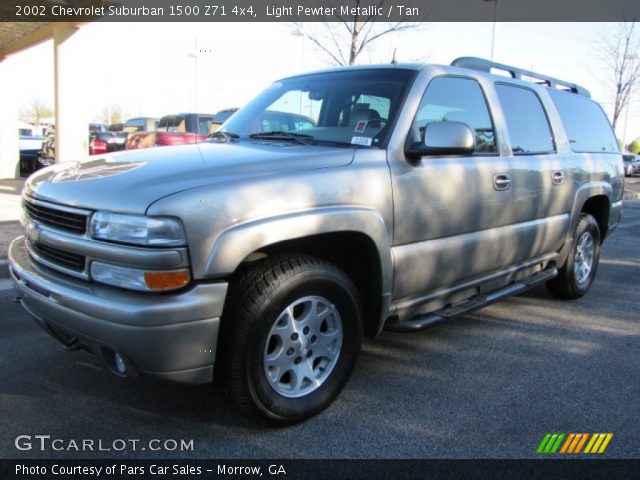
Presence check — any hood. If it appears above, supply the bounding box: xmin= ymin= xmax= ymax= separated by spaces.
xmin=25 ymin=142 xmax=355 ymax=214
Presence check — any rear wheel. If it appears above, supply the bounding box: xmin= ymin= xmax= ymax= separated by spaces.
xmin=220 ymin=254 xmax=362 ymax=424
xmin=546 ymin=213 xmax=601 ymax=299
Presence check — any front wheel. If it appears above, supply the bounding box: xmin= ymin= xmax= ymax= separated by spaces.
xmin=220 ymin=254 xmax=362 ymax=424
xmin=546 ymin=213 xmax=601 ymax=299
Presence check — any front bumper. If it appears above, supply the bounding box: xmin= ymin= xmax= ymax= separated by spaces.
xmin=8 ymin=236 xmax=228 ymax=384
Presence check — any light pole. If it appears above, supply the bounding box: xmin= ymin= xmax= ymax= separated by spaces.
xmin=188 ymin=37 xmax=199 ymax=112
xmin=622 ymin=54 xmax=638 ymax=148
xmin=290 ymin=26 xmax=306 ymax=115
xmin=484 ymin=0 xmax=498 ymax=61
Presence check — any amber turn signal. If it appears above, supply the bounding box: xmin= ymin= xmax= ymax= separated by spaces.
xmin=144 ymin=270 xmax=190 ymax=291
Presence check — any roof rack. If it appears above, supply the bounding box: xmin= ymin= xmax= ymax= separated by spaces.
xmin=451 ymin=57 xmax=590 ymax=98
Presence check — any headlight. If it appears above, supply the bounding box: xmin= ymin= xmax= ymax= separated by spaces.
xmin=90 ymin=211 xmax=186 ymax=247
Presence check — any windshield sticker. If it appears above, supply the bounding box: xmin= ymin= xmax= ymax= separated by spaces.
xmin=354 ymin=120 xmax=368 ymax=133
xmin=351 ymin=136 xmax=373 ymax=147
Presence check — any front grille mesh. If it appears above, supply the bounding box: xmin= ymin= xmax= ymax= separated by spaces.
xmin=30 ymin=241 xmax=86 ymax=272
xmin=24 ymin=200 xmax=88 ymax=234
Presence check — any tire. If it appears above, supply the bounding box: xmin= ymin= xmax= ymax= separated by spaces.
xmin=546 ymin=213 xmax=601 ymax=299
xmin=219 ymin=254 xmax=362 ymax=424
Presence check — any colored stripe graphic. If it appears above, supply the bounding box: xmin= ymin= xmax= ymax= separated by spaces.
xmin=584 ymin=434 xmax=599 ymax=453
xmin=584 ymin=433 xmax=614 ymax=454
xmin=550 ymin=434 xmax=565 ymax=453
xmin=537 ymin=433 xmax=566 ymax=454
xmin=537 ymin=434 xmax=552 ymax=454
xmin=540 ymin=433 xmax=614 ymax=454
xmin=560 ymin=433 xmax=575 ymax=454
xmin=574 ymin=433 xmax=589 ymax=453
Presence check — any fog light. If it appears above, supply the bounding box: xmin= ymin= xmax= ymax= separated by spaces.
xmin=114 ymin=353 xmax=127 ymax=374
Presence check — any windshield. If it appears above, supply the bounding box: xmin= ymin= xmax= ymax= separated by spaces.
xmin=219 ymin=68 xmax=417 ymax=148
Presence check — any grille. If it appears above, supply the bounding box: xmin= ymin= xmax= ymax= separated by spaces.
xmin=30 ymin=241 xmax=86 ymax=272
xmin=24 ymin=199 xmax=88 ymax=234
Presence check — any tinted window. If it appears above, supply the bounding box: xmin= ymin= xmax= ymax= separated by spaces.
xmin=157 ymin=116 xmax=185 ymax=132
xmin=221 ymin=69 xmax=417 ymax=148
xmin=496 ymin=84 xmax=554 ymax=154
xmin=197 ymin=116 xmax=214 ymax=135
xmin=414 ymin=76 xmax=496 ymax=153
xmin=548 ymin=90 xmax=618 ymax=153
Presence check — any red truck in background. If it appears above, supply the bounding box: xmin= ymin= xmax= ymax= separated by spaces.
xmin=126 ymin=113 xmax=216 ymax=150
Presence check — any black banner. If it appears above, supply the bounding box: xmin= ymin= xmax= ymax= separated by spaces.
xmin=3 ymin=0 xmax=640 ymax=22
xmin=2 ymin=459 xmax=640 ymax=480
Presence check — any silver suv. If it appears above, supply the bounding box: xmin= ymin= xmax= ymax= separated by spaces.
xmin=9 ymin=58 xmax=624 ymax=423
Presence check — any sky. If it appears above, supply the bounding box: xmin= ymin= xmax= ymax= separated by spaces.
xmin=4 ymin=21 xmax=639 ymax=145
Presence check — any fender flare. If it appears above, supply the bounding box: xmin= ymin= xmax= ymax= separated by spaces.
xmin=204 ymin=206 xmax=394 ymax=296
xmin=570 ymin=181 xmax=612 ymax=231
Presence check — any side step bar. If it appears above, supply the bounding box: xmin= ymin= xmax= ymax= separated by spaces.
xmin=385 ymin=268 xmax=558 ymax=333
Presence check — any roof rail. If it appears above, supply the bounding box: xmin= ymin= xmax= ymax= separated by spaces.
xmin=451 ymin=57 xmax=591 ymax=98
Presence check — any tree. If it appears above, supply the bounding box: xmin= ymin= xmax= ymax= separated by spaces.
xmin=293 ymin=1 xmax=423 ymax=66
xmin=629 ymin=139 xmax=640 ymax=153
xmin=20 ymin=98 xmax=54 ymax=129
xmin=596 ymin=22 xmax=640 ymax=131
xmin=100 ymin=104 xmax=124 ymax=125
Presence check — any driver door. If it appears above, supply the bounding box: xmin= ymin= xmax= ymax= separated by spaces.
xmin=390 ymin=75 xmax=514 ymax=302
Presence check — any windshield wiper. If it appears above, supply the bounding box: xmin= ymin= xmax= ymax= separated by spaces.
xmin=209 ymin=131 xmax=240 ymax=143
xmin=249 ymin=131 xmax=315 ymax=145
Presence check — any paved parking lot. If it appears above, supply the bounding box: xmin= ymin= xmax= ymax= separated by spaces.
xmin=0 ymin=201 xmax=639 ymax=460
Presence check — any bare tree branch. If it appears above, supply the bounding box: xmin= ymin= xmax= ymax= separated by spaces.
xmin=596 ymin=22 xmax=640 ymax=135
xmin=291 ymin=0 xmax=426 ymax=66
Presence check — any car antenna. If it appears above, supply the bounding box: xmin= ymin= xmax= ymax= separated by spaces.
xmin=391 ymin=48 xmax=397 ymax=64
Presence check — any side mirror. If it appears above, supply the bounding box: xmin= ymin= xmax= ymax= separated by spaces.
xmin=406 ymin=121 xmax=475 ymax=158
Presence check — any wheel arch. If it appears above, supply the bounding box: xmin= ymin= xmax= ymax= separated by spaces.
xmin=206 ymin=207 xmax=393 ymax=337
xmin=570 ymin=183 xmax=613 ymax=242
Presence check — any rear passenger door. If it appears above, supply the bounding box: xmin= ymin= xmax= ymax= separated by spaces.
xmin=494 ymin=84 xmax=571 ymax=257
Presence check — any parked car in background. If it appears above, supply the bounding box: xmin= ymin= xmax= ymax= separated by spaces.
xmin=623 ymin=153 xmax=640 ymax=177
xmin=94 ymin=118 xmax=160 ymax=154
xmin=89 ymin=123 xmax=107 ymax=133
xmin=256 ymin=110 xmax=315 ymax=132
xmin=124 ymin=117 xmax=158 ymax=133
xmin=210 ymin=108 xmax=238 ymax=133
xmin=18 ymin=135 xmax=43 ymax=177
xmin=126 ymin=113 xmax=215 ymax=149
xmin=39 ymin=123 xmax=123 ymax=168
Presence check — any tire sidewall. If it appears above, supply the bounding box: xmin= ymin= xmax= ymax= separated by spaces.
xmin=566 ymin=216 xmax=601 ymax=297
xmin=243 ymin=268 xmax=361 ymax=422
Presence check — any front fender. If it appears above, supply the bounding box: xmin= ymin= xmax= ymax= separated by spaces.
xmin=204 ymin=206 xmax=393 ymax=296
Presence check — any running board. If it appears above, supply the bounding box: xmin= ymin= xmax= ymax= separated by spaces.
xmin=384 ymin=267 xmax=557 ymax=333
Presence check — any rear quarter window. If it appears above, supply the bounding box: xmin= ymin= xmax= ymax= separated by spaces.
xmin=548 ymin=90 xmax=619 ymax=153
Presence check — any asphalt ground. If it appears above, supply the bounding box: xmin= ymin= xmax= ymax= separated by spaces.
xmin=0 ymin=202 xmax=638 ymax=460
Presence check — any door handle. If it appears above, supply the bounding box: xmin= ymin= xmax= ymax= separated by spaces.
xmin=552 ymin=171 xmax=565 ymax=185
xmin=493 ymin=173 xmax=511 ymax=191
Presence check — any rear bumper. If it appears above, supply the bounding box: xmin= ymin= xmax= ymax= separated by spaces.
xmin=8 ymin=236 xmax=228 ymax=384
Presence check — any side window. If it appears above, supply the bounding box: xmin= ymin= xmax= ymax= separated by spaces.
xmin=548 ymin=90 xmax=618 ymax=153
xmin=495 ymin=84 xmax=554 ymax=154
xmin=197 ymin=116 xmax=214 ymax=135
xmin=414 ymin=76 xmax=496 ymax=153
